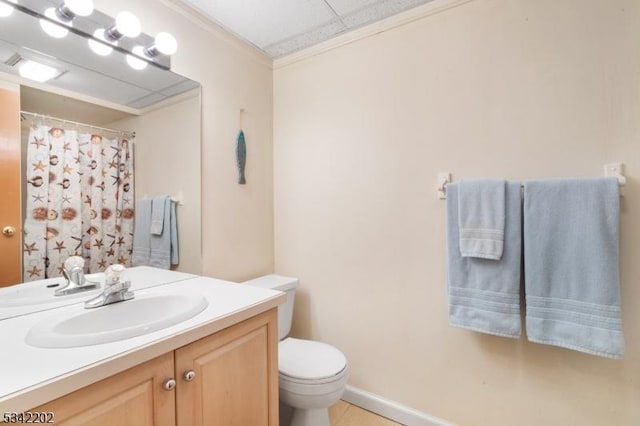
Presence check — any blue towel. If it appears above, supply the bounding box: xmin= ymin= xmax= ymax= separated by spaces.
xmin=458 ymin=179 xmax=506 ymax=260
xmin=150 ymin=195 xmax=166 ymax=235
xmin=447 ymin=182 xmax=522 ymax=338
xmin=524 ymin=177 xmax=624 ymax=358
xmin=170 ymin=199 xmax=179 ymax=265
xmin=149 ymin=196 xmax=178 ymax=270
xmin=132 ymin=199 xmax=152 ymax=267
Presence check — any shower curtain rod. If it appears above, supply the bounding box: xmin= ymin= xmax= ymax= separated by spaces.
xmin=20 ymin=111 xmax=136 ymax=138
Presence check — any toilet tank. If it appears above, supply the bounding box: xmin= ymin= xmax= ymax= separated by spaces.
xmin=242 ymin=274 xmax=298 ymax=340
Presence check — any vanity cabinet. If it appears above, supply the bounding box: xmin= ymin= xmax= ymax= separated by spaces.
xmin=175 ymin=307 xmax=278 ymax=426
xmin=33 ymin=309 xmax=278 ymax=425
xmin=34 ymin=352 xmax=175 ymax=425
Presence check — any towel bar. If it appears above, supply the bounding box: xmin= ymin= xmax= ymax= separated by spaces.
xmin=141 ymin=193 xmax=184 ymax=206
xmin=437 ymin=163 xmax=626 ymax=200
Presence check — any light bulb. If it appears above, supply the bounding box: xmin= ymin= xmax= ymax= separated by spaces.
xmin=115 ymin=11 xmax=141 ymax=38
xmin=0 ymin=0 xmax=17 ymax=18
xmin=154 ymin=32 xmax=177 ymax=55
xmin=19 ymin=60 xmax=60 ymax=83
xmin=88 ymin=29 xmax=114 ymax=56
xmin=40 ymin=7 xmax=70 ymax=38
xmin=64 ymin=0 xmax=94 ymax=17
xmin=126 ymin=46 xmax=147 ymax=70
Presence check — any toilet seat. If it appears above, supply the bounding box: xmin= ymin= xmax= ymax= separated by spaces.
xmin=279 ymin=364 xmax=349 ymax=401
xmin=279 ymin=338 xmax=347 ymax=382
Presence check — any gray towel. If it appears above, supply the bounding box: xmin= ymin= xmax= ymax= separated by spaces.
xmin=170 ymin=199 xmax=179 ymax=265
xmin=132 ymin=199 xmax=152 ymax=266
xmin=150 ymin=195 xmax=167 ymax=235
xmin=149 ymin=196 xmax=173 ymax=270
xmin=458 ymin=179 xmax=506 ymax=260
xmin=447 ymin=182 xmax=522 ymax=338
xmin=524 ymin=177 xmax=624 ymax=358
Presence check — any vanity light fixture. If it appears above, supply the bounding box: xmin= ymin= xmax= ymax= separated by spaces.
xmin=143 ymin=32 xmax=178 ymax=57
xmin=40 ymin=7 xmax=70 ymax=38
xmin=39 ymin=0 xmax=93 ymax=38
xmin=104 ymin=11 xmax=141 ymax=42
xmin=88 ymin=28 xmax=115 ymax=56
xmin=7 ymin=1 xmax=174 ymax=70
xmin=126 ymin=46 xmax=147 ymax=70
xmin=0 ymin=0 xmax=17 ymax=18
xmin=18 ymin=60 xmax=61 ymax=82
xmin=54 ymin=0 xmax=94 ymax=22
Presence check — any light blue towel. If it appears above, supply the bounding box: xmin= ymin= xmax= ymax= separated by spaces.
xmin=524 ymin=177 xmax=624 ymax=358
xmin=458 ymin=179 xmax=506 ymax=260
xmin=132 ymin=199 xmax=152 ymax=267
xmin=150 ymin=195 xmax=166 ymax=235
xmin=149 ymin=196 xmax=177 ymax=270
xmin=170 ymin=199 xmax=179 ymax=265
xmin=447 ymin=182 xmax=522 ymax=338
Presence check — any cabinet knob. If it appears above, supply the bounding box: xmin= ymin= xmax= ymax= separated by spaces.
xmin=163 ymin=378 xmax=177 ymax=391
xmin=2 ymin=226 xmax=16 ymax=237
xmin=183 ymin=370 xmax=196 ymax=381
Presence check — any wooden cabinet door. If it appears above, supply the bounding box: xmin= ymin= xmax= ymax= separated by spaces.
xmin=175 ymin=308 xmax=279 ymax=426
xmin=34 ymin=353 xmax=176 ymax=426
xmin=0 ymin=82 xmax=22 ymax=286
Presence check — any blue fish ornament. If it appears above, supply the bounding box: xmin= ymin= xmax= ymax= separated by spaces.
xmin=236 ymin=130 xmax=246 ymax=184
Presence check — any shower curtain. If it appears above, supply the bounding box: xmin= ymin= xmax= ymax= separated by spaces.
xmin=23 ymin=124 xmax=135 ymax=281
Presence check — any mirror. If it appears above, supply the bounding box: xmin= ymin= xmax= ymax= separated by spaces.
xmin=0 ymin=0 xmax=199 ymax=108
xmin=0 ymin=1 xmax=202 ymax=288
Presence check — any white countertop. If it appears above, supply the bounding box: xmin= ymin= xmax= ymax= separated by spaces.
xmin=0 ymin=274 xmax=285 ymax=413
xmin=0 ymin=266 xmax=197 ymax=321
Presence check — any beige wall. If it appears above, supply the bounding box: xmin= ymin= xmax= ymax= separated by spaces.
xmin=273 ymin=0 xmax=639 ymax=425
xmin=109 ymin=94 xmax=202 ymax=274
xmin=95 ymin=0 xmax=274 ymax=281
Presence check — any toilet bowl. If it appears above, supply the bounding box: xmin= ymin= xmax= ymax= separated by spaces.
xmin=243 ymin=275 xmax=349 ymax=426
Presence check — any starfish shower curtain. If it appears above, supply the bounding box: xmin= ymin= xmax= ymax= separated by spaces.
xmin=23 ymin=125 xmax=135 ymax=281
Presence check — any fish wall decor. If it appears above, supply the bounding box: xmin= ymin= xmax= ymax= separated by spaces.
xmin=236 ymin=129 xmax=246 ymax=185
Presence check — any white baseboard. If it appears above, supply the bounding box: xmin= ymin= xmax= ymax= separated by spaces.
xmin=342 ymin=385 xmax=454 ymax=426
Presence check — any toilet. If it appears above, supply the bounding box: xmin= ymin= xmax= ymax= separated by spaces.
xmin=244 ymin=275 xmax=349 ymax=426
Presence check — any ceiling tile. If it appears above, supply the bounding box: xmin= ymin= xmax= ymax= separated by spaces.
xmin=185 ymin=0 xmax=337 ymax=48
xmin=129 ymin=93 xmax=169 ymax=110
xmin=53 ymin=71 xmax=152 ymax=106
xmin=181 ymin=0 xmax=436 ymax=57
xmin=325 ymin=0 xmax=382 ymax=15
xmin=264 ymin=19 xmax=347 ymax=57
xmin=161 ymin=80 xmax=201 ymax=97
xmin=341 ymin=0 xmax=433 ymax=29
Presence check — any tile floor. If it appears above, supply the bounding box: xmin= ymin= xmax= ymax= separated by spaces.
xmin=329 ymin=400 xmax=402 ymax=426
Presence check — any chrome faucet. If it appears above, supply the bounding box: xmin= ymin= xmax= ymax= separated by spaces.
xmin=84 ymin=265 xmax=134 ymax=309
xmin=55 ymin=257 xmax=101 ymax=296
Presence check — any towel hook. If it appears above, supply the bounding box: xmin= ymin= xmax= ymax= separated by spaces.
xmin=437 ymin=172 xmax=451 ymax=199
xmin=172 ymin=190 xmax=184 ymax=206
xmin=239 ymin=108 xmax=245 ymax=130
xmin=604 ymin=163 xmax=626 ymax=186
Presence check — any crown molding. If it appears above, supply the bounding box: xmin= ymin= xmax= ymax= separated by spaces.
xmin=274 ymin=0 xmax=477 ymax=70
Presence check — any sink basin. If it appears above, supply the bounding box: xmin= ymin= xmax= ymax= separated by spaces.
xmin=26 ymin=292 xmax=208 ymax=348
xmin=0 ymin=276 xmax=103 ymax=308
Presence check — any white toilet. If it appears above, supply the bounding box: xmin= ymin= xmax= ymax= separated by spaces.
xmin=244 ymin=275 xmax=349 ymax=426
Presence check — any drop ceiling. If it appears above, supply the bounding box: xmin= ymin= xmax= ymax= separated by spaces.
xmin=182 ymin=0 xmax=435 ymax=58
